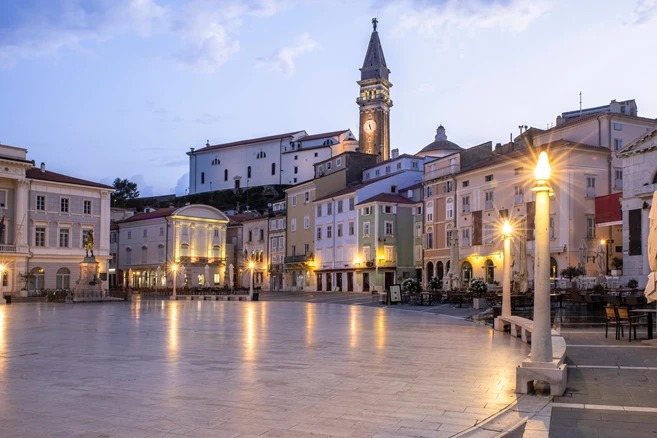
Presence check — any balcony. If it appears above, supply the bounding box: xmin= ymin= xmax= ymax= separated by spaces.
xmin=285 ymin=254 xmax=311 ymax=264
xmin=423 ymin=164 xmax=460 ymax=182
xmin=514 ymin=194 xmax=524 ymax=205
xmin=269 ymin=209 xmax=286 ymax=217
xmin=485 ymin=200 xmax=494 ymax=210
xmin=461 ymin=238 xmax=471 ymax=247
xmin=268 ymin=263 xmax=284 ymax=272
xmin=462 ymin=204 xmax=470 ymax=214
xmin=0 ymin=244 xmax=16 ymax=253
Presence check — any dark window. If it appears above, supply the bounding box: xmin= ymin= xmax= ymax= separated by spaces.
xmin=201 ymin=172 xmax=205 ymax=184
xmin=271 ymin=163 xmax=276 ymax=175
xmin=247 ymin=166 xmax=251 ymax=178
xmin=629 ymin=209 xmax=642 ymax=256
xmin=224 ymin=169 xmax=228 ymax=181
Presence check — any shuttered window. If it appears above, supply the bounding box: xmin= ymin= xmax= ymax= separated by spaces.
xmin=472 ymin=211 xmax=482 ymax=246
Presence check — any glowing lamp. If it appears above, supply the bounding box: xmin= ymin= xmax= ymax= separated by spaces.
xmin=535 ymin=151 xmax=550 ymax=181
xmin=502 ymin=220 xmax=512 ymax=236
xmin=172 ymin=264 xmax=178 ymax=272
xmin=249 ymin=261 xmax=255 ymax=269
xmin=600 ymin=239 xmax=606 ymax=245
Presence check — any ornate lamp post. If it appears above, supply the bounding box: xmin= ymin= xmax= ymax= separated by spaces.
xmin=171 ymin=263 xmax=178 ymax=300
xmin=531 ymin=151 xmax=553 ymax=363
xmin=502 ymin=220 xmax=513 ymax=318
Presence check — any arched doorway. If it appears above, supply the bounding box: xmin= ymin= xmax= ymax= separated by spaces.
xmin=436 ymin=261 xmax=444 ymax=279
xmin=461 ymin=261 xmax=473 ymax=283
xmin=550 ymin=257 xmax=558 ymax=279
xmin=56 ymin=268 xmax=70 ymax=289
xmin=426 ymin=262 xmax=434 ymax=283
xmin=485 ymin=259 xmax=495 ymax=284
xmin=29 ymin=267 xmax=45 ymax=291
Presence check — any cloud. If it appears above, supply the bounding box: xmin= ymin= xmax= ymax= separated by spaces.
xmin=383 ymin=0 xmax=552 ymax=41
xmin=129 ymin=173 xmax=154 ymax=197
xmin=194 ymin=113 xmax=221 ymax=125
xmin=625 ymin=0 xmax=657 ymax=25
xmin=172 ymin=173 xmax=189 ymax=196
xmin=257 ymin=33 xmax=317 ymax=78
xmin=0 ymin=0 xmax=289 ymax=71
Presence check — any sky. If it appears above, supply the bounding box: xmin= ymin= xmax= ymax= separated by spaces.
xmin=1 ymin=0 xmax=656 ymax=197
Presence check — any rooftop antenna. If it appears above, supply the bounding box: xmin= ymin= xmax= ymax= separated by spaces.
xmin=579 ymin=91 xmax=582 ymax=116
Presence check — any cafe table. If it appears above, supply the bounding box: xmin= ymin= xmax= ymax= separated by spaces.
xmin=630 ymin=308 xmax=657 ymax=340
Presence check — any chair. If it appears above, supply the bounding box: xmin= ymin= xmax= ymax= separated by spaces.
xmin=570 ymin=292 xmax=585 ymax=309
xmin=605 ymin=295 xmax=620 ymax=306
xmin=604 ymin=306 xmax=620 ymax=340
xmin=625 ymin=296 xmax=640 ymax=308
xmin=616 ymin=307 xmax=647 ymax=342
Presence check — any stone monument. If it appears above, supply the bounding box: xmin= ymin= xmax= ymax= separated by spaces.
xmin=70 ymin=231 xmax=116 ymax=302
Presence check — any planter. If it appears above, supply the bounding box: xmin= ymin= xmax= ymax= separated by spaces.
xmin=473 ymin=297 xmax=487 ymax=310
xmin=611 ymin=270 xmax=622 ymax=277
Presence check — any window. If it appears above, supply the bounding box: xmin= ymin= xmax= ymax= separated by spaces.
xmin=318 ymin=165 xmax=323 ymax=175
xmin=256 ymin=151 xmax=267 ymax=159
xmin=337 ymin=223 xmax=343 ymax=237
xmin=349 ymin=221 xmax=355 ymax=236
xmin=317 ymin=205 xmax=322 ymax=217
xmin=462 ymin=180 xmax=469 ymax=188
xmin=211 ymin=158 xmax=220 ymax=166
xmin=127 ymin=231 xmax=132 ymax=239
xmin=415 ymin=245 xmax=422 ymax=262
xmin=427 ymin=202 xmax=433 ymax=222
xmin=56 ymin=268 xmax=70 ymax=289
xmin=126 ymin=248 xmax=132 ymax=264
xmin=462 ymin=228 xmax=471 ymax=247
xmin=484 ymin=223 xmax=494 ymax=245
xmin=327 ymin=162 xmax=332 ymax=170
xmin=60 ymin=198 xmax=69 ymax=213
xmin=181 ymin=244 xmax=189 ymax=257
xmin=385 ymin=165 xmax=391 ymax=174
xmin=586 ymin=216 xmax=596 ymax=238
xmin=304 ymin=192 xmax=310 ymax=203
xmin=201 ymin=172 xmax=206 ymax=184
xmin=294 ymin=178 xmax=297 ymax=183
xmin=224 ymin=169 xmax=228 ymax=181
xmin=278 ymin=219 xmax=283 ymax=229
xmin=615 ymin=168 xmax=623 ymax=189
xmin=248 ymin=230 xmax=252 ymax=242
xmin=316 ymin=227 xmax=322 ymax=240
xmin=391 ymin=185 xmax=397 ymax=193
xmin=614 ymin=138 xmax=623 ymax=151
xmin=385 ymin=221 xmax=393 ymax=235
xmin=365 ymin=171 xmax=370 ymax=180
xmin=485 ymin=191 xmax=494 ymax=210
xmin=384 ymin=246 xmax=393 ymax=261
xmin=36 ymin=195 xmax=45 ymax=211
xmin=375 ymin=169 xmax=380 ymax=176
xmin=426 ymin=185 xmax=434 ymax=197
xmin=259 ymin=229 xmax=264 ymax=241
xmin=415 ymin=222 xmax=422 ymax=237
xmin=314 ymin=152 xmax=318 ymax=157
xmin=292 ymin=195 xmax=297 ymax=207
xmin=349 ymin=197 xmax=355 ymax=211
xmin=327 ymin=202 xmax=332 ymax=215
xmin=247 ymin=166 xmax=252 ymax=178
xmin=161 ymin=227 xmax=166 ymax=236
xmin=292 ymin=245 xmax=296 ymax=256
xmin=613 ymin=123 xmax=623 ymax=131
xmin=412 ymin=161 xmax=419 ymax=169
xmin=304 ymin=244 xmax=309 ymax=254
xmin=362 ymin=206 xmax=371 ymax=215
xmin=446 ymin=198 xmax=453 ymax=220
xmin=446 ymin=228 xmax=452 ymax=247
xmin=141 ymin=246 xmax=147 ymax=263
xmin=35 ymin=227 xmax=45 ymax=247
xmin=158 ymin=245 xmax=165 ymax=262
xmin=549 ymin=216 xmax=555 ymax=240
xmin=327 ymin=225 xmax=332 ymax=238
xmin=363 ymin=222 xmax=370 ymax=237
xmin=143 ymin=229 xmax=147 ymax=238
xmin=291 ymin=218 xmax=296 ymax=231
xmin=397 ymin=162 xmax=402 ymax=170
xmin=586 ymin=176 xmax=596 ymax=197
xmin=271 ymin=163 xmax=276 ymax=175
xmin=485 ymin=174 xmax=493 ymax=182
xmin=363 ymin=246 xmax=371 ymax=261
xmin=462 ymin=195 xmax=470 ymax=213
xmin=425 ymin=227 xmax=433 ymax=249
xmin=444 ymin=181 xmax=453 ymax=193
xmin=337 ymin=200 xmax=343 ymax=213
xmin=304 ymin=215 xmax=310 ymax=229
xmin=59 ymin=229 xmax=70 ymax=248
xmin=336 ymin=157 xmax=342 ymax=167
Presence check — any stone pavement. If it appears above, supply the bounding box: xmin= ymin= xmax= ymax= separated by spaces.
xmin=0 ymin=296 xmax=529 ymax=438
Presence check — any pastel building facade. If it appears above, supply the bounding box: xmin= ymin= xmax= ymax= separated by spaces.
xmin=268 ymin=200 xmax=286 ymax=291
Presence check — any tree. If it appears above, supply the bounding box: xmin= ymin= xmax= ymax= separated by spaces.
xmin=112 ymin=178 xmax=139 ymax=206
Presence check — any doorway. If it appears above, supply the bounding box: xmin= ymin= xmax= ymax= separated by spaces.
xmin=363 ymin=273 xmax=370 ymax=292
xmin=347 ymin=272 xmax=354 ymax=291
xmin=316 ymin=273 xmax=322 ymax=291
xmin=326 ymin=273 xmax=332 ymax=291
xmin=336 ymin=273 xmax=343 ymax=291
xmin=384 ymin=272 xmax=395 ymax=291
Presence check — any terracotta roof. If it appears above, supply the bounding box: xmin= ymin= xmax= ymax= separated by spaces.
xmin=26 ymin=167 xmax=114 ymax=189
xmin=120 ymin=207 xmax=177 ymax=223
xmin=192 ymin=131 xmax=304 ymax=153
xmin=298 ymin=130 xmax=350 ymax=142
xmin=398 ymin=182 xmax=422 ymax=192
xmin=226 ymin=212 xmax=262 ymax=225
xmin=314 ymin=171 xmax=405 ymax=202
xmin=357 ymin=193 xmax=417 ymax=205
xmin=367 ymin=153 xmax=419 ymax=168
xmin=110 ymin=223 xmax=119 ymax=230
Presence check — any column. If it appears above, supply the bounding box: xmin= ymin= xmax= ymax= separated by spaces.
xmin=14 ymin=179 xmax=29 ymax=252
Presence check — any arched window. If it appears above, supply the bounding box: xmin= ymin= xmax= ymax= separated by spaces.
xmin=247 ymin=166 xmax=252 ymax=178
xmin=436 ymin=261 xmax=444 ymax=279
xmin=323 ymin=139 xmax=334 ymax=146
xmin=56 ymin=268 xmax=70 ymax=289
xmin=213 ymin=245 xmax=220 ymax=259
xmin=426 ymin=262 xmax=434 ymax=283
xmin=446 ymin=197 xmax=453 ymax=220
xmin=461 ymin=261 xmax=473 ymax=282
xmin=201 ymin=172 xmax=205 ymax=184
xmin=212 ymin=158 xmax=220 ymax=166
xmin=180 ymin=244 xmax=189 ymax=257
xmin=29 ymin=267 xmax=45 ymax=291
xmin=485 ymin=259 xmax=495 ymax=284
xmin=426 ymin=202 xmax=434 ymax=222
xmin=550 ymin=257 xmax=558 ymax=279
xmin=271 ymin=162 xmax=276 ymax=175
xmin=224 ymin=169 xmax=228 ymax=181
xmin=425 ymin=226 xmax=434 ymax=249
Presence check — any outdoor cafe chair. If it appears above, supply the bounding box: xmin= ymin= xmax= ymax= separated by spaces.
xmin=616 ymin=307 xmax=647 ymax=342
xmin=604 ymin=306 xmax=621 ymax=340
xmin=604 ymin=295 xmax=620 ymax=306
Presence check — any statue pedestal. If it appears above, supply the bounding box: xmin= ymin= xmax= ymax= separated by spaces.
xmin=72 ymin=257 xmax=118 ymax=302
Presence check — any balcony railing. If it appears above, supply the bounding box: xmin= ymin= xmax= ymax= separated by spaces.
xmin=586 ymin=187 xmax=596 ymax=198
xmin=615 ymin=179 xmax=623 ymax=189
xmin=423 ymin=164 xmax=460 ymax=182
xmin=461 ymin=238 xmax=471 ymax=247
xmin=462 ymin=204 xmax=470 ymax=213
xmin=485 ymin=200 xmax=494 ymax=210
xmin=0 ymin=244 xmax=16 ymax=253
xmin=285 ymin=254 xmax=311 ymax=264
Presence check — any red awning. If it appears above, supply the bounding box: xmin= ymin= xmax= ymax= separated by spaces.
xmin=595 ymin=193 xmax=622 ymax=226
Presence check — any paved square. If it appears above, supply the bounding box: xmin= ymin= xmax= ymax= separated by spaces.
xmin=0 ymin=299 xmax=529 ymax=437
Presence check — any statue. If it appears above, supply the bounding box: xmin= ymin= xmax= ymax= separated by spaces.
xmin=372 ymin=17 xmax=378 ymax=31
xmin=84 ymin=230 xmax=95 ymax=258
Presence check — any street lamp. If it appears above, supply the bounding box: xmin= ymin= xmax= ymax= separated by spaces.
xmin=249 ymin=261 xmax=255 ymax=300
xmin=502 ymin=220 xmax=513 ymax=318
xmin=530 ymin=151 xmax=553 ymax=363
xmin=171 ymin=263 xmax=178 ymax=300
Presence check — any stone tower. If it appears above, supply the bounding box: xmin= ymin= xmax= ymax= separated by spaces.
xmin=357 ymin=18 xmax=392 ymax=163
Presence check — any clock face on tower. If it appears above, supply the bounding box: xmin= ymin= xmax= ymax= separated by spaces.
xmin=363 ymin=119 xmax=377 ymax=134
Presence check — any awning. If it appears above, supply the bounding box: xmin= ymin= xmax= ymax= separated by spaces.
xmin=595 ymin=193 xmax=622 ymax=227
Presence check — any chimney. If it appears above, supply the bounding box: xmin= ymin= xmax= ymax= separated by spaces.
xmin=391 ymin=148 xmax=399 ymax=159
xmin=40 ymin=162 xmax=46 ymax=174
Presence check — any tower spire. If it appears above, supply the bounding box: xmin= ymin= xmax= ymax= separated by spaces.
xmin=360 ymin=19 xmax=390 ymax=82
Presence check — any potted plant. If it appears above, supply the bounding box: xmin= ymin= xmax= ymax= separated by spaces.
xmin=468 ymin=277 xmax=488 ymax=310
xmin=401 ymin=278 xmax=421 ymax=293
xmin=611 ymin=257 xmax=623 ymax=276
xmin=560 ymin=266 xmax=584 ymax=289
xmin=429 ymin=276 xmax=442 ymax=291
xmin=18 ymin=272 xmax=36 ymax=297
xmin=592 ymin=283 xmax=605 ymax=294
xmin=627 ymin=278 xmax=639 ymax=290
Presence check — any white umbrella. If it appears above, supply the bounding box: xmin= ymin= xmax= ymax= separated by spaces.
xmin=645 ymin=192 xmax=657 ymax=302
xmin=222 ymin=265 xmax=228 ymax=287
xmin=579 ymin=239 xmax=588 ymax=275
xmin=596 ymin=241 xmax=606 ymax=277
xmin=228 ymin=264 xmax=234 ymax=289
xmin=204 ymin=264 xmax=211 ymax=287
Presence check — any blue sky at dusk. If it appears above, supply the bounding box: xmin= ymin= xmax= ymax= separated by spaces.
xmin=1 ymin=0 xmax=656 ymax=196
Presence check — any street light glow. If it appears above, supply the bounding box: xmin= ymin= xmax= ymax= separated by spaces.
xmin=249 ymin=261 xmax=255 ymax=269
xmin=600 ymin=239 xmax=606 ymax=245
xmin=172 ymin=263 xmax=178 ymax=272
xmin=535 ymin=151 xmax=550 ymax=181
xmin=502 ymin=220 xmax=512 ymax=236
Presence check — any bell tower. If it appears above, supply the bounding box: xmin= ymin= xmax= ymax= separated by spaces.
xmin=357 ymin=18 xmax=392 ymax=163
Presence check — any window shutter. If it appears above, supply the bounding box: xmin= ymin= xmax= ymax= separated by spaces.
xmin=629 ymin=209 xmax=642 ymax=256
xmin=472 ymin=211 xmax=482 ymax=246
